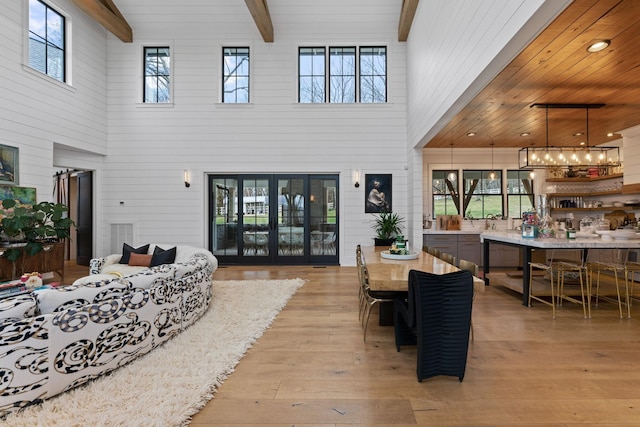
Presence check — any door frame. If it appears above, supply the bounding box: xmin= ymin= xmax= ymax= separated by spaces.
xmin=208 ymin=173 xmax=339 ymax=266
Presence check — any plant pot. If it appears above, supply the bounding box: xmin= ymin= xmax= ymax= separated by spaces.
xmin=374 ymin=238 xmax=394 ymax=247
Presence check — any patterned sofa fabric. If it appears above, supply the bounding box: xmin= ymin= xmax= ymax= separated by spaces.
xmin=0 ymin=245 xmax=216 ymax=417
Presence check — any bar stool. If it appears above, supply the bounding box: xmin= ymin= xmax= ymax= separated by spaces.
xmin=528 ymin=261 xmax=558 ymax=318
xmin=588 ymin=249 xmax=634 ymax=318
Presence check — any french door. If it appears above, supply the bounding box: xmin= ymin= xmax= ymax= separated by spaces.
xmin=209 ymin=174 xmax=338 ymax=265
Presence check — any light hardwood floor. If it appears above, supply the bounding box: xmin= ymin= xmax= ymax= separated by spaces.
xmin=65 ymin=262 xmax=640 ymax=425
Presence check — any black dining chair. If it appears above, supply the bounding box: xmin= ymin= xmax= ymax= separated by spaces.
xmin=394 ymin=269 xmax=474 ymax=382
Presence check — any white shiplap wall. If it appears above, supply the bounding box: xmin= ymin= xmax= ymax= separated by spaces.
xmin=1 ymin=1 xmax=576 ymax=266
xmin=0 ymin=0 xmax=108 ymax=203
xmin=101 ymin=0 xmax=408 ymax=264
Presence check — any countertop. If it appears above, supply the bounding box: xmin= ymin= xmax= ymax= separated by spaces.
xmin=480 ymin=230 xmax=640 ymax=249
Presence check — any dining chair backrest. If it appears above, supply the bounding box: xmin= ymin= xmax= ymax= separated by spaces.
xmin=439 ymin=252 xmax=456 ymax=266
xmin=458 ymin=259 xmax=479 ymax=277
xmin=395 ymin=269 xmax=474 ymax=382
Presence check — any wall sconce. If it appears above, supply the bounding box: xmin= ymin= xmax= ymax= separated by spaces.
xmin=184 ymin=170 xmax=191 ymax=188
xmin=353 ymin=169 xmax=361 ymax=188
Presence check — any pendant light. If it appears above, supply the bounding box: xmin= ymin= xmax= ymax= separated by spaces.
xmin=488 ymin=142 xmax=496 ymax=180
xmin=518 ymin=103 xmax=620 ymax=170
xmin=447 ymin=143 xmax=456 ymax=182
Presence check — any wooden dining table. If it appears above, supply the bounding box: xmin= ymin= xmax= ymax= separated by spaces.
xmin=361 ymin=246 xmax=484 ymax=325
xmin=362 ymin=246 xmax=485 ymax=293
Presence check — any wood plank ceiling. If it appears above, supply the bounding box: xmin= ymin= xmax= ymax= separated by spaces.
xmin=426 ymin=0 xmax=640 ymax=149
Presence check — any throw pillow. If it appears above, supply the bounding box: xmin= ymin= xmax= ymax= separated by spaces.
xmin=150 ymin=246 xmax=177 ymax=267
xmin=129 ymin=253 xmax=152 ymax=267
xmin=119 ymin=243 xmax=150 ymax=264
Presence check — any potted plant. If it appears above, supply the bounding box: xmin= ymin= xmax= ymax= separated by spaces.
xmin=372 ymin=209 xmax=405 ymax=246
xmin=0 ymin=199 xmax=74 ymax=261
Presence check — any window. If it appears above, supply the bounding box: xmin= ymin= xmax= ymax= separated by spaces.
xmin=507 ymin=170 xmax=534 ymax=219
xmin=144 ymin=47 xmax=170 ymax=103
xmin=359 ymin=47 xmax=387 ymax=103
xmin=223 ymin=47 xmax=249 ymax=103
xmin=298 ymin=46 xmax=387 ymax=103
xmin=28 ymin=0 xmax=65 ymax=82
xmin=432 ymin=170 xmax=460 ymax=217
xmin=329 ymin=47 xmax=355 ymax=103
xmin=299 ymin=47 xmax=326 ymax=103
xmin=463 ymin=170 xmax=503 ymax=219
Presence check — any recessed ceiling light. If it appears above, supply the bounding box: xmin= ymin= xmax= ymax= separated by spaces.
xmin=587 ymin=40 xmax=610 ymax=53
xmin=607 ymin=132 xmax=614 ymax=137
xmin=574 ymin=132 xmax=583 ymax=136
xmin=466 ymin=132 xmax=476 ymax=137
xmin=520 ymin=132 xmax=530 ymax=137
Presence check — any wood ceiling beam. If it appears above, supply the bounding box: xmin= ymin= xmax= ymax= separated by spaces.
xmin=245 ymin=0 xmax=274 ymax=43
xmin=398 ymin=0 xmax=419 ymax=41
xmin=72 ymin=0 xmax=132 ymax=43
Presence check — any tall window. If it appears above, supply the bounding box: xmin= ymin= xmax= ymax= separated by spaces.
xmin=144 ymin=47 xmax=171 ymax=103
xmin=223 ymin=47 xmax=250 ymax=103
xmin=507 ymin=170 xmax=534 ymax=219
xmin=359 ymin=47 xmax=387 ymax=103
xmin=299 ymin=47 xmax=326 ymax=103
xmin=329 ymin=47 xmax=355 ymax=103
xmin=463 ymin=170 xmax=503 ymax=219
xmin=28 ymin=0 xmax=65 ymax=82
xmin=432 ymin=170 xmax=460 ymax=217
xmin=298 ymin=46 xmax=387 ymax=103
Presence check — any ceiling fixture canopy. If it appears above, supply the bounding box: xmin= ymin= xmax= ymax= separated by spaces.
xmin=518 ymin=103 xmax=620 ymax=171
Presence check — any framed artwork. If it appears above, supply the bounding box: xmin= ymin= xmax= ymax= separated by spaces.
xmin=365 ymin=173 xmax=392 ymax=213
xmin=0 ymin=144 xmax=18 ymax=185
xmin=0 ymin=186 xmax=37 ymax=206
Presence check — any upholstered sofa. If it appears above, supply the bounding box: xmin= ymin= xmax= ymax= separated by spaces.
xmin=0 ymin=244 xmax=217 ymax=417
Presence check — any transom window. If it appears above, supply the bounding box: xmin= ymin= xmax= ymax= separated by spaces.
xmin=144 ymin=47 xmax=171 ymax=103
xmin=223 ymin=47 xmax=250 ymax=103
xmin=28 ymin=0 xmax=65 ymax=82
xmin=507 ymin=170 xmax=534 ymax=219
xmin=298 ymin=46 xmax=387 ymax=103
xmin=463 ymin=170 xmax=504 ymax=219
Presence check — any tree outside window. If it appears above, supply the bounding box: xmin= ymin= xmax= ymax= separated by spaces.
xmin=463 ymin=170 xmax=503 ymax=219
xmin=298 ymin=46 xmax=387 ymax=103
xmin=223 ymin=47 xmax=249 ymax=103
xmin=144 ymin=47 xmax=170 ymax=103
xmin=507 ymin=170 xmax=534 ymax=219
xmin=432 ymin=170 xmax=460 ymax=217
xmin=299 ymin=47 xmax=326 ymax=103
xmin=329 ymin=47 xmax=355 ymax=103
xmin=359 ymin=47 xmax=386 ymax=103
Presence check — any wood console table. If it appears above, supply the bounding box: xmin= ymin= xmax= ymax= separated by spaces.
xmin=0 ymin=241 xmax=65 ymax=281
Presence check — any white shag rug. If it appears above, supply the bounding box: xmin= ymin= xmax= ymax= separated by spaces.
xmin=2 ymin=278 xmax=305 ymax=427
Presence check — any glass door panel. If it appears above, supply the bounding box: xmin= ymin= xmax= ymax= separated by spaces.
xmin=309 ymin=177 xmax=338 ymax=257
xmin=276 ymin=178 xmax=305 ymax=259
xmin=211 ymin=177 xmax=239 ymax=257
xmin=241 ymin=177 xmax=271 ymax=258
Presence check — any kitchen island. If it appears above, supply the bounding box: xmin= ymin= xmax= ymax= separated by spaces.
xmin=480 ymin=230 xmax=640 ymax=306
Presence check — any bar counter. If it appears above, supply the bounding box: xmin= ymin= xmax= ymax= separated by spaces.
xmin=480 ymin=230 xmax=640 ymax=305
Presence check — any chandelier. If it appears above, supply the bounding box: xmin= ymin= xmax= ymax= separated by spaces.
xmin=518 ymin=103 xmax=620 ymax=170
